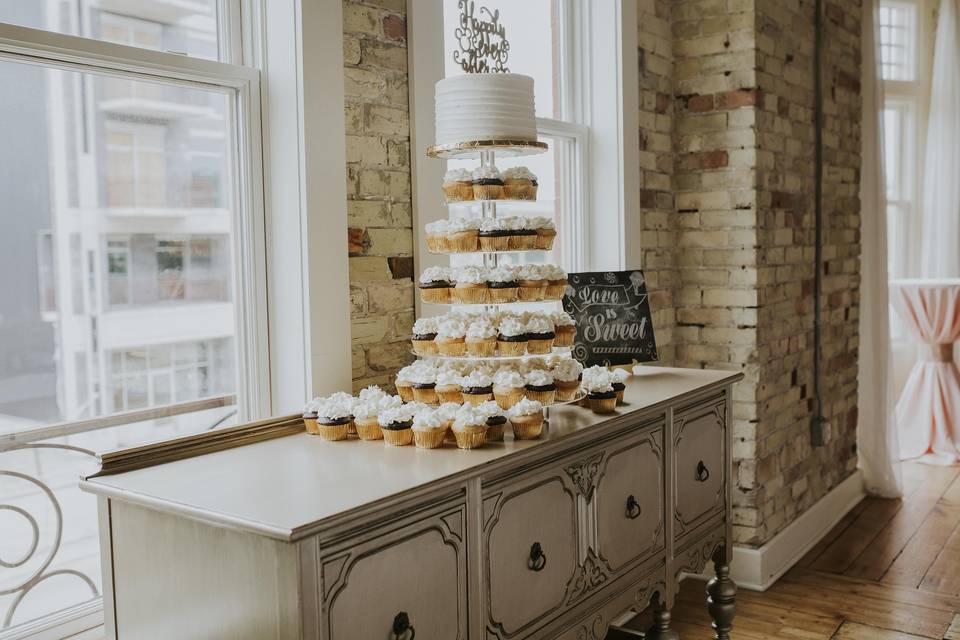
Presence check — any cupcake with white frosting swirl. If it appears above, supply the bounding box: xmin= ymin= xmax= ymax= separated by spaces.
xmin=465 ymin=318 xmax=498 ymax=357
xmin=471 ymin=164 xmax=504 ymax=200
xmin=434 ymin=317 xmax=467 ymax=357
xmin=525 ymin=315 xmax=556 ymax=354
xmin=524 ymin=369 xmax=556 ymax=406
xmin=419 ymin=266 xmax=453 ymax=305
xmin=502 ymin=166 xmax=538 ymax=201
xmin=497 ymin=315 xmax=529 ymax=357
xmin=313 ymin=395 xmax=354 ymax=442
xmin=551 ymin=311 xmax=577 ymax=347
xmin=552 ymin=358 xmax=583 ymax=402
xmin=452 ymin=265 xmax=489 ymax=304
xmin=425 ymin=219 xmax=451 ymax=253
xmin=411 ymin=316 xmax=439 ymax=356
xmin=435 ymin=369 xmax=463 ymax=404
xmin=475 ymin=400 xmax=508 ymax=442
xmin=442 ymin=167 xmax=474 ymax=203
xmin=508 ymin=398 xmax=545 ymax=440
xmin=493 ymin=368 xmax=526 ymax=410
xmin=581 ymin=365 xmax=617 ymax=414
xmin=460 ymin=369 xmax=494 ymax=406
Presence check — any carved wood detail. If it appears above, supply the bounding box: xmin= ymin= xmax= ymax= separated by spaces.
xmin=673 ymin=402 xmax=726 ymax=535
xmin=563 ymin=451 xmax=606 ymax=500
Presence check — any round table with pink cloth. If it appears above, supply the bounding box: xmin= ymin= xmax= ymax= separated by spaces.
xmin=890 ymin=279 xmax=960 ymax=464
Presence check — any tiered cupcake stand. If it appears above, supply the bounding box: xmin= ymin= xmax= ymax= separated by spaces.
xmin=423 ymin=140 xmax=584 ymax=416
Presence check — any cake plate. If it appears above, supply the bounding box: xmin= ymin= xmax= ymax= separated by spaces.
xmin=426 ymin=139 xmax=548 ymax=159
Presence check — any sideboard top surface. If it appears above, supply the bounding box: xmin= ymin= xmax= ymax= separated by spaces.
xmin=81 ymin=366 xmax=740 ymax=541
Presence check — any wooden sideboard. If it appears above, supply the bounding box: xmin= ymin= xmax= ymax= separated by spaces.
xmin=81 ymin=367 xmax=742 ymax=639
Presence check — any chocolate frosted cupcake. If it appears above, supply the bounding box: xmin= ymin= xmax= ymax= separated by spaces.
xmin=475 ymin=400 xmax=508 ymax=442
xmin=378 ymin=405 xmax=416 ymax=446
xmin=478 ymin=218 xmax=512 ymax=252
xmin=517 ymin=264 xmax=548 ymax=301
xmin=582 ymin=366 xmax=617 ymax=414
xmin=488 ymin=266 xmax=520 ymax=304
xmin=525 ymin=316 xmax=556 ymax=354
xmin=502 ymin=166 xmax=538 ymax=201
xmin=411 ymin=316 xmax=439 ymax=356
xmin=314 ymin=396 xmax=354 ymax=441
xmin=409 ymin=368 xmax=438 ymax=405
xmin=419 ymin=266 xmax=453 ymax=305
xmin=471 ymin=165 xmax=504 ymax=200
xmin=460 ymin=370 xmax=494 ymax=405
xmin=508 ymin=217 xmax=539 ymax=250
xmin=497 ymin=316 xmax=528 ymax=357
xmin=302 ymin=399 xmax=320 ymax=435
xmin=435 ymin=369 xmax=463 ymax=404
xmin=524 ymin=369 xmax=557 ymax=405
xmin=611 ymin=368 xmax=630 ymax=405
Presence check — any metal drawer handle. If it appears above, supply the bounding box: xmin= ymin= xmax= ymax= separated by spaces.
xmin=696 ymin=460 xmax=710 ymax=482
xmin=626 ymin=494 xmax=642 ymax=519
xmin=528 ymin=542 xmax=547 ymax=572
xmin=391 ymin=611 xmax=415 ymax=640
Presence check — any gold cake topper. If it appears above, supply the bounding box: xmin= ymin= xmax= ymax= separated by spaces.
xmin=452 ymin=0 xmax=510 ymax=73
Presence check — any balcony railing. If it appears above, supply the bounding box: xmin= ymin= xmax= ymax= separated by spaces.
xmin=0 ymin=395 xmax=237 ymax=636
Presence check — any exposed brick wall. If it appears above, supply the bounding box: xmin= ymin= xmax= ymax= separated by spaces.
xmin=638 ymin=0 xmax=677 ymax=365
xmin=343 ymin=0 xmax=416 ymax=393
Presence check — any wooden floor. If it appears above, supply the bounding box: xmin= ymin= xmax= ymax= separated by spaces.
xmin=612 ymin=462 xmax=960 ymax=639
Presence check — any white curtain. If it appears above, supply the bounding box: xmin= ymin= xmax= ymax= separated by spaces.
xmin=858 ymin=0 xmax=903 ymax=497
xmin=921 ymin=0 xmax=960 ymax=277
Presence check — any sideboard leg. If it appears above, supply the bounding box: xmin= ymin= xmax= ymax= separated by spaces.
xmin=706 ymin=546 xmax=737 ymax=640
xmin=644 ymin=592 xmax=679 ymax=640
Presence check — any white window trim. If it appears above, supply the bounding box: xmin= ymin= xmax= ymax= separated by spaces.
xmin=409 ymin=0 xmax=640 ymax=301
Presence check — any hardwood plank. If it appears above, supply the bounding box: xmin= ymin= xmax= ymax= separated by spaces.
xmin=831 ymin=621 xmax=930 ymax=640
xmin=920 ymin=518 xmax=960 ymax=595
xmin=883 ymin=473 xmax=960 ymax=588
xmin=810 ymin=497 xmax=905 ymax=574
xmin=845 ymin=465 xmax=960 ymax=581
xmin=944 ymin=614 xmax=960 ymax=640
xmin=781 ymin=568 xmax=960 ymax=614
xmin=799 ymin=499 xmax=870 ymax=568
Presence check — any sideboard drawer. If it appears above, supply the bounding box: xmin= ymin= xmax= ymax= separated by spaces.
xmin=320 ymin=501 xmax=468 ymax=640
xmin=484 ymin=471 xmax=579 ymax=638
xmin=595 ymin=427 xmax=665 ymax=572
xmin=673 ymin=397 xmax=726 ymax=537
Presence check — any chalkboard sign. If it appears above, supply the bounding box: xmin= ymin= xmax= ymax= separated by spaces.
xmin=562 ymin=270 xmax=658 ymax=366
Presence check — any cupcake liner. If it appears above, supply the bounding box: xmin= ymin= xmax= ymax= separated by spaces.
xmin=535 ymin=229 xmax=557 ymax=251
xmin=355 ymin=417 xmax=383 ymax=441
xmin=437 ymin=339 xmax=467 ymax=357
xmin=462 ymin=392 xmax=494 ymax=406
xmin=466 ymin=338 xmax=497 ymax=357
xmin=503 ymin=182 xmax=537 ymax=201
xmin=509 ymin=234 xmax=538 ymax=251
xmin=589 ymin=396 xmax=618 ymax=414
xmin=443 ymin=182 xmax=475 ymax=203
xmin=426 ymin=234 xmax=447 ymax=254
xmin=316 ymin=421 xmax=352 ymax=441
xmin=412 ymin=386 xmax=439 ymax=405
xmin=555 ymin=380 xmax=581 ymax=402
xmin=420 ymin=287 xmax=452 ymax=305
xmin=412 ymin=339 xmax=438 ymax=356
xmin=383 ymin=428 xmax=414 ymax=446
xmin=414 ymin=429 xmax=447 ymax=449
xmin=396 ymin=383 xmax=415 ymax=403
xmin=525 ymin=388 xmax=557 ymax=406
xmin=545 ymin=283 xmax=566 ymax=300
xmin=488 ymin=286 xmax=519 ymax=303
xmin=479 ymin=235 xmax=511 ymax=252
xmin=473 ymin=184 xmax=504 ymax=200
xmin=448 ymin=230 xmax=479 ymax=253
xmin=517 ymin=283 xmax=546 ymax=301
xmin=494 ymin=387 xmax=526 ymax=410
xmin=303 ymin=417 xmax=319 ymax=435
xmin=452 ymin=285 xmax=489 ymax=304
xmin=497 ymin=340 xmax=528 ymax=357
xmin=527 ymin=337 xmax=555 ymax=354
xmin=486 ymin=423 xmax=505 ymax=442
xmin=436 ymin=386 xmax=463 ymax=404
xmin=554 ymin=326 xmax=576 ymax=347
xmin=511 ymin=415 xmax=545 ymax=440
xmin=616 ymin=389 xmax=625 ymax=405
xmin=454 ymin=426 xmax=488 ymax=449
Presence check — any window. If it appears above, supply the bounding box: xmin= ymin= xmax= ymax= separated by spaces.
xmin=0 ymin=3 xmax=264 ymax=635
xmin=879 ymin=0 xmax=933 ymax=280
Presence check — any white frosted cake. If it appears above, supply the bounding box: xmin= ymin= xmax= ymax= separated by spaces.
xmin=435 ymin=73 xmax=538 ymax=147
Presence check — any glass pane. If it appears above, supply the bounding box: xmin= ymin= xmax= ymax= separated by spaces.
xmin=0 ymin=56 xmax=241 ymax=631
xmin=0 ymin=0 xmax=222 ymax=61
xmin=878 ymin=1 xmax=916 ymax=81
xmin=443 ymin=0 xmax=560 ymax=119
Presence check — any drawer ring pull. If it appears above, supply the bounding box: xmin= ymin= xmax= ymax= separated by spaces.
xmin=696 ymin=460 xmax=710 ymax=482
xmin=391 ymin=611 xmax=415 ymax=640
xmin=626 ymin=494 xmax=642 ymax=519
xmin=528 ymin=542 xmax=547 ymax=572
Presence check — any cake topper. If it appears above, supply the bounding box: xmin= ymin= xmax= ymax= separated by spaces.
xmin=453 ymin=0 xmax=510 ymax=73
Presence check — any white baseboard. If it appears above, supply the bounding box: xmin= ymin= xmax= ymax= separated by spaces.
xmin=728 ymin=469 xmax=865 ymax=591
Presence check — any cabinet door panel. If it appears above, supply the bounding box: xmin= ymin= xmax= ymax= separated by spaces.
xmin=485 ymin=476 xmax=578 ymax=637
xmin=674 ymin=399 xmax=726 ymax=535
xmin=322 ymin=504 xmax=467 ymax=640
xmin=596 ymin=428 xmax=664 ymax=572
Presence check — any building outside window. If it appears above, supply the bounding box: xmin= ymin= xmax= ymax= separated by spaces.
xmin=0 ymin=1 xmax=265 ymax=634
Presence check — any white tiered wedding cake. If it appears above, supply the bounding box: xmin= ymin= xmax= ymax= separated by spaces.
xmin=434 ymin=73 xmax=539 ymax=146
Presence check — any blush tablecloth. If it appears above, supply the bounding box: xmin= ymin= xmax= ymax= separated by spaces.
xmin=890 ymin=279 xmax=960 ymax=465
